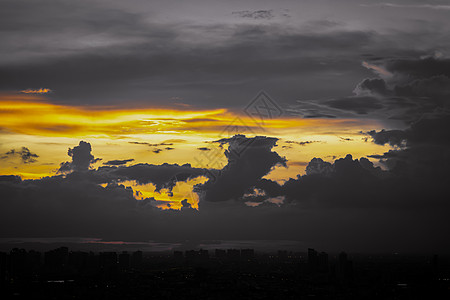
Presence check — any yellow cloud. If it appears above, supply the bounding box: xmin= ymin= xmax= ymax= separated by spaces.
xmin=20 ymin=88 xmax=52 ymax=94
xmin=0 ymin=93 xmax=392 ymax=180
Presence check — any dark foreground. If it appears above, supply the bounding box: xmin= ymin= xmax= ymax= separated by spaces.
xmin=1 ymin=247 xmax=449 ymax=299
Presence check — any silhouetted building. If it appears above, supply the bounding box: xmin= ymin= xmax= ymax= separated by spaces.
xmin=185 ymin=250 xmax=198 ymax=260
xmin=87 ymin=251 xmax=99 ymax=269
xmin=308 ymin=248 xmax=318 ymax=273
xmin=227 ymin=249 xmax=240 ymax=260
xmin=44 ymin=247 xmax=68 ymax=270
xmin=278 ymin=250 xmax=288 ymax=261
xmin=432 ymin=254 xmax=439 ymax=277
xmin=118 ymin=251 xmax=130 ymax=269
xmin=99 ymin=252 xmax=117 ymax=268
xmin=338 ymin=251 xmax=353 ymax=281
xmin=215 ymin=249 xmax=226 ymax=259
xmin=10 ymin=248 xmax=27 ymax=276
xmin=0 ymin=251 xmax=7 ymax=278
xmin=173 ymin=251 xmax=183 ymax=260
xmin=185 ymin=249 xmax=209 ymax=262
xmin=68 ymin=251 xmax=89 ymax=271
xmin=199 ymin=249 xmax=209 ymax=260
xmin=241 ymin=249 xmax=255 ymax=260
xmin=318 ymin=252 xmax=329 ymax=273
xmin=131 ymin=250 xmax=143 ymax=268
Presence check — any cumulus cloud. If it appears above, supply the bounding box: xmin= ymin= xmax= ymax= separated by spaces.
xmin=355 ymin=57 xmax=450 ymax=181
xmin=199 ymin=135 xmax=286 ymax=202
xmin=1 ymin=136 xmax=450 ymax=252
xmin=58 ymin=141 xmax=97 ymax=173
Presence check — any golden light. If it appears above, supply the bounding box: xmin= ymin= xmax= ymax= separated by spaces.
xmin=0 ymin=93 xmax=393 ymax=182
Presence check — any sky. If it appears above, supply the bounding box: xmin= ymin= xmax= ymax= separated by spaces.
xmin=0 ymin=0 xmax=449 ymax=253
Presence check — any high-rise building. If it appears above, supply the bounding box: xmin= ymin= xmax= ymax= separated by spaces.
xmin=308 ymin=248 xmax=318 ymax=273
xmin=131 ymin=250 xmax=143 ymax=268
xmin=118 ymin=251 xmax=130 ymax=269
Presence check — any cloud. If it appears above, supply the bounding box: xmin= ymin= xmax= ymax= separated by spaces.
xmin=232 ymin=10 xmax=274 ymax=20
xmin=297 ymin=57 xmax=450 ymax=122
xmin=0 ymin=0 xmax=414 ymax=109
xmin=200 ymin=135 xmax=286 ymax=202
xmin=2 ymin=147 xmax=38 ymax=163
xmin=284 ymin=140 xmax=319 ymax=146
xmin=129 ymin=140 xmax=179 ymax=153
xmin=109 ymin=163 xmax=208 ymax=192
xmin=362 ymin=61 xmax=393 ymax=77
xmin=58 ymin=141 xmax=97 ymax=173
xmin=338 ymin=137 xmax=353 ymax=142
xmin=103 ymin=159 xmax=134 ymax=166
xmin=354 ymin=78 xmax=389 ymax=96
xmin=20 ymin=88 xmax=52 ymax=94
xmin=367 ymin=129 xmax=407 ymax=147
xmin=361 ymin=3 xmax=450 ymax=10
xmin=1 ymin=138 xmax=450 ymax=252
xmin=325 ymin=96 xmax=384 ymax=114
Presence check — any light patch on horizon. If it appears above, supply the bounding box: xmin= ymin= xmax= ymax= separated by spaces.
xmin=20 ymin=88 xmax=52 ymax=94
xmin=121 ymin=176 xmax=208 ymax=210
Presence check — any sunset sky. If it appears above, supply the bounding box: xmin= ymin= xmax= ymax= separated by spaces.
xmin=1 ymin=0 xmax=449 ymax=252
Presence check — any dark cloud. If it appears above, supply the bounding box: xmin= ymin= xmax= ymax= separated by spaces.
xmin=1 ymin=1 xmax=450 ymax=252
xmin=129 ymin=142 xmax=150 ymax=145
xmin=367 ymin=129 xmax=407 ymax=147
xmin=259 ymin=153 xmax=445 ymax=211
xmin=1 ymin=137 xmax=450 ymax=252
xmin=338 ymin=137 xmax=353 ymax=142
xmin=284 ymin=140 xmax=319 ymax=146
xmin=289 ymin=56 xmax=450 ymax=121
xmin=200 ymin=135 xmax=286 ymax=202
xmin=58 ymin=141 xmax=96 ymax=173
xmin=110 ymin=163 xmax=208 ymax=192
xmin=386 ymin=57 xmax=450 ymax=79
xmin=359 ymin=58 xmax=450 ymax=122
xmin=305 ymin=157 xmax=334 ymax=177
xmin=129 ymin=141 xmax=178 ymax=153
xmin=103 ymin=159 xmax=134 ymax=166
xmin=2 ymin=147 xmax=38 ymax=163
xmin=324 ymin=96 xmax=384 ymax=114
xmin=367 ymin=115 xmax=450 ymax=178
xmin=0 ymin=0 xmax=426 ymax=108
xmin=232 ymin=10 xmax=274 ymax=20
xmin=197 ymin=147 xmax=211 ymax=151
xmin=354 ymin=78 xmax=389 ymax=96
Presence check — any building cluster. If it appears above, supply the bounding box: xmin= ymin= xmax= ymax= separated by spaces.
xmin=0 ymin=247 xmax=144 ymax=279
xmin=1 ymin=247 xmax=448 ymax=299
xmin=307 ymin=248 xmax=353 ymax=281
xmin=174 ymin=248 xmax=255 ymax=261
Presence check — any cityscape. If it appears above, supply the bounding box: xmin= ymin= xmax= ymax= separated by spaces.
xmin=1 ymin=246 xmax=449 ymax=299
xmin=1 ymin=0 xmax=450 ymax=299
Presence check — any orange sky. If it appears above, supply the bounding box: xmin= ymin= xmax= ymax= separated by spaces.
xmin=0 ymin=93 xmax=392 ymax=209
